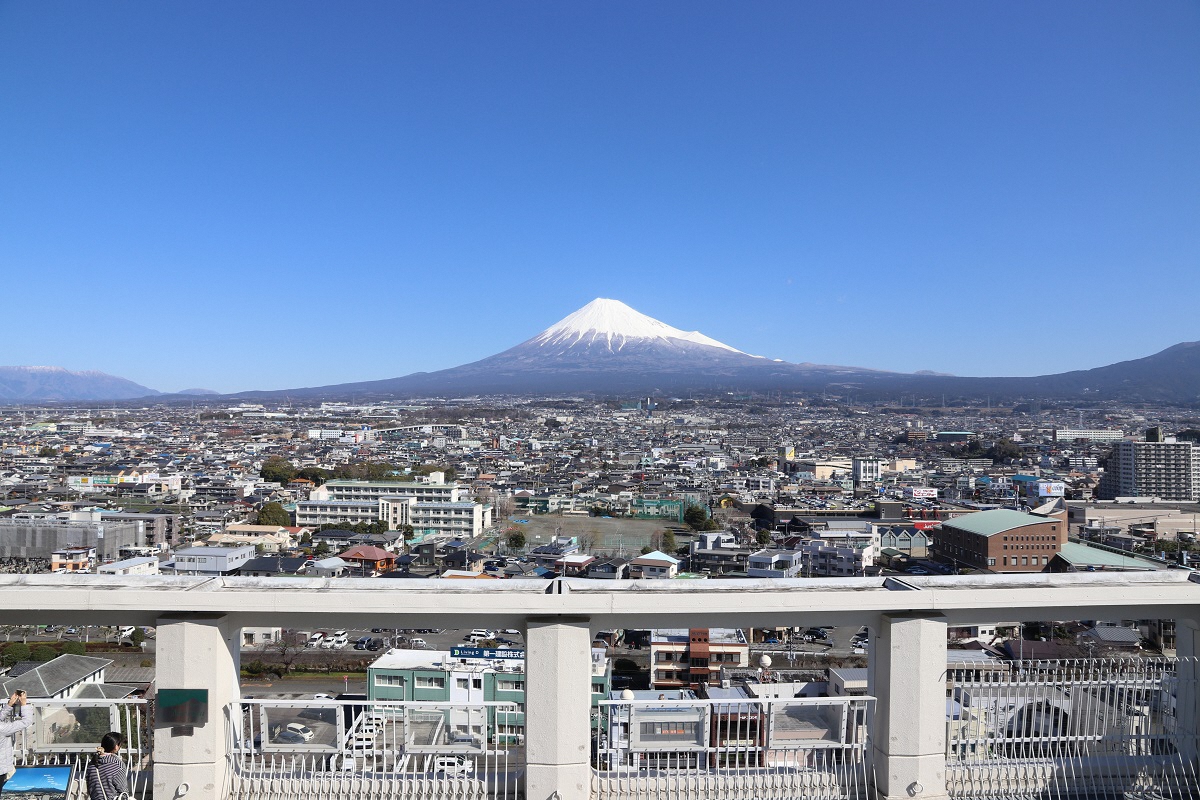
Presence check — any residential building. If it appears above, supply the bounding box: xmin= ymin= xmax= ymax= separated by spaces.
xmin=167 ymin=545 xmax=254 ymax=575
xmin=649 ymin=628 xmax=749 ymax=690
xmin=1096 ymin=439 xmax=1200 ymax=502
xmin=628 ymin=550 xmax=680 ymax=579
xmin=97 ymin=556 xmax=160 ymax=576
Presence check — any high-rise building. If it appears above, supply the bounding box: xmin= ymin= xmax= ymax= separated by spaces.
xmin=1096 ymin=440 xmax=1200 ymax=501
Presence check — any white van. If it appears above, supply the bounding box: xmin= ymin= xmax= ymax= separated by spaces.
xmin=433 ymin=756 xmax=474 ymax=776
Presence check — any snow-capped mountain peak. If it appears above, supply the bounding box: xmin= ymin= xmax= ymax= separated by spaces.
xmin=532 ymin=298 xmax=757 ymax=356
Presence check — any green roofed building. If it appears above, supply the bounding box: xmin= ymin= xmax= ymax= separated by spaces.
xmin=932 ymin=508 xmax=1066 ymax=573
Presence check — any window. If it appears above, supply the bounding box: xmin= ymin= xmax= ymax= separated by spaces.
xmin=987 ymin=558 xmax=996 ymax=566
xmin=640 ymin=721 xmax=699 ymax=742
xmin=456 ymin=678 xmax=469 ymax=690
xmin=375 ymin=674 xmax=405 ymax=688
xmin=416 ymin=676 xmax=446 ymax=689
xmin=472 ymin=678 xmax=482 ymax=689
xmin=497 ymin=679 xmax=522 ymax=691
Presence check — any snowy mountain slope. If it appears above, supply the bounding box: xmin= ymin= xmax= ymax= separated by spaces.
xmin=0 ymin=366 xmax=160 ymax=402
xmin=531 ymin=298 xmax=761 ymax=357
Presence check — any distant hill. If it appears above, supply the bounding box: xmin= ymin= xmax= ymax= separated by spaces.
xmin=0 ymin=366 xmax=160 ymax=402
xmin=223 ymin=301 xmax=1200 ymax=404
xmin=176 ymin=388 xmax=220 ymax=395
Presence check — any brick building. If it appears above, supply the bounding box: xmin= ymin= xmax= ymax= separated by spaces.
xmin=932 ymin=508 xmax=1065 ymax=573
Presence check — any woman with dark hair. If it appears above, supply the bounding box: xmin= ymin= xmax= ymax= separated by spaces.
xmin=84 ymin=731 xmax=128 ymax=800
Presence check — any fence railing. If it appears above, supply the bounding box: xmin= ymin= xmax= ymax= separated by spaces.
xmin=10 ymin=698 xmax=150 ymax=800
xmin=946 ymin=657 xmax=1200 ymax=799
xmin=227 ymin=699 xmax=523 ymax=800
xmin=592 ymin=696 xmax=873 ymax=800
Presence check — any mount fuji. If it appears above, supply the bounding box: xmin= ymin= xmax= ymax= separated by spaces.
xmin=233 ymin=298 xmax=888 ymax=398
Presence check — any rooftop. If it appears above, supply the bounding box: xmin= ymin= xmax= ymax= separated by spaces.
xmin=940 ymin=508 xmax=1055 ymax=537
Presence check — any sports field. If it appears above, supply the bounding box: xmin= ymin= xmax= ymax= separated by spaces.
xmin=503 ymin=514 xmax=686 ymax=556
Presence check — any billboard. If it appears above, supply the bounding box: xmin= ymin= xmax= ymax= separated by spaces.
xmin=1036 ymin=482 xmax=1065 ymax=497
xmin=906 ymin=487 xmax=938 ymax=499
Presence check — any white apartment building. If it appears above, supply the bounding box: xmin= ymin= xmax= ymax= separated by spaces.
xmin=796 ymin=527 xmax=880 ymax=577
xmin=1098 ymin=440 xmax=1200 ymax=501
xmin=311 ymin=479 xmax=464 ymax=503
xmin=1054 ymin=429 xmax=1126 ymax=443
xmin=852 ymin=458 xmax=883 ymax=485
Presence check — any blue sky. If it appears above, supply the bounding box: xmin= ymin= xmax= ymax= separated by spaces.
xmin=1 ymin=2 xmax=1197 ymax=393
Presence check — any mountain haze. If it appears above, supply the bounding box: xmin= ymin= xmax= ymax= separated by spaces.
xmin=0 ymin=366 xmax=160 ymax=402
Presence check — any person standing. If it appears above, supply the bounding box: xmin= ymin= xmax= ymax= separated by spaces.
xmin=85 ymin=731 xmax=128 ymax=800
xmin=0 ymin=690 xmax=33 ymax=793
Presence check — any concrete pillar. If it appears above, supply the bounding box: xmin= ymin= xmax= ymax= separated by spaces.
xmin=869 ymin=612 xmax=949 ymax=800
xmin=1174 ymin=616 xmax=1200 ymax=764
xmin=153 ymin=613 xmax=241 ymax=800
xmin=524 ymin=616 xmax=593 ymax=800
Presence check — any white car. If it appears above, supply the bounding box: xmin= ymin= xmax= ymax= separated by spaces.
xmin=285 ymin=723 xmax=315 ymax=742
xmin=331 ymin=635 xmax=349 ymax=648
xmin=433 ymin=756 xmax=474 ymax=776
xmin=307 ymin=632 xmax=325 ymax=648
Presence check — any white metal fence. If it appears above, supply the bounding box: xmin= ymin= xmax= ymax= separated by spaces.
xmin=592 ymin=696 xmax=873 ymax=800
xmin=947 ymin=657 xmax=1200 ymax=800
xmin=227 ymin=699 xmax=523 ymax=799
xmin=10 ymin=698 xmax=150 ymax=799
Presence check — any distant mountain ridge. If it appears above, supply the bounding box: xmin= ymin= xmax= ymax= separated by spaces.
xmin=0 ymin=366 xmax=159 ymax=402
xmin=224 ymin=299 xmax=1200 ymax=404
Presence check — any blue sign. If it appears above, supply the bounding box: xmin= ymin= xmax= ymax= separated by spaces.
xmin=451 ymin=646 xmax=525 ymax=660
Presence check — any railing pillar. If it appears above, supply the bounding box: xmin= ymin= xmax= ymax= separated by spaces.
xmin=869 ymin=612 xmax=948 ymax=800
xmin=152 ymin=613 xmax=241 ymax=800
xmin=524 ymin=616 xmax=592 ymax=800
xmin=1175 ymin=615 xmax=1200 ymax=764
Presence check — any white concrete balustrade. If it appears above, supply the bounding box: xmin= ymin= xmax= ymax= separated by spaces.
xmin=2 ymin=570 xmax=1200 ymax=799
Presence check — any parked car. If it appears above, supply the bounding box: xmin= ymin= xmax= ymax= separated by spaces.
xmin=274 ymin=730 xmax=307 ymax=744
xmin=434 ymin=756 xmax=475 ymax=776
xmin=367 ymin=638 xmax=385 ymax=651
xmin=307 ymin=632 xmax=326 ymax=648
xmin=354 ymin=636 xmax=371 ymax=650
xmin=286 ymin=723 xmax=315 ymax=741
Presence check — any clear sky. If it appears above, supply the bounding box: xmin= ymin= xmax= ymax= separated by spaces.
xmin=1 ymin=2 xmax=1197 ymax=393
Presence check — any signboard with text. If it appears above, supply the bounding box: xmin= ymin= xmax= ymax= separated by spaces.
xmin=451 ymin=647 xmax=525 ymax=660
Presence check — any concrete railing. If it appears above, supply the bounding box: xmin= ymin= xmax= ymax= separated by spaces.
xmin=2 ymin=570 xmax=1200 ymax=799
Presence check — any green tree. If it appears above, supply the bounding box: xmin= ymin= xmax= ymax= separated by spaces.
xmin=61 ymin=641 xmax=86 ymax=656
xmin=314 ymin=541 xmax=331 ymax=557
xmin=130 ymin=627 xmax=146 ymax=646
xmin=295 ymin=466 xmax=330 ymax=485
xmin=255 ymin=501 xmax=292 ymax=527
xmin=38 ymin=445 xmax=57 ymax=457
xmin=31 ymin=645 xmax=57 ymax=662
xmin=986 ymin=438 xmax=1023 ymax=461
xmin=260 ymin=456 xmax=296 ymax=485
xmin=756 ymin=529 xmax=773 ymax=547
xmin=506 ymin=530 xmax=526 ymax=550
xmin=640 ymin=546 xmax=653 ymax=555
xmin=2 ymin=642 xmax=31 ymax=667
xmin=661 ymin=530 xmax=677 ymax=554
xmin=683 ymin=504 xmax=719 ymax=532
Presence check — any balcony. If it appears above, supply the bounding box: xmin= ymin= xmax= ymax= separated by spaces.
xmin=3 ymin=570 xmax=1200 ymax=799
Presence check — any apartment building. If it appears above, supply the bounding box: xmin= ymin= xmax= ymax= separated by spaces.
xmin=1096 ymin=440 xmax=1200 ymax=502
xmin=649 ymin=628 xmax=749 ymax=690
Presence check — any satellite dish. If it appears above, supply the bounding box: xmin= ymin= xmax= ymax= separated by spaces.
xmin=620 ymin=689 xmax=636 ymax=701
xmin=760 ymin=654 xmax=773 ymax=669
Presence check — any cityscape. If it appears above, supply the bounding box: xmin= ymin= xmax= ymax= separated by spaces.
xmin=2 ymin=3 xmax=1199 ymax=800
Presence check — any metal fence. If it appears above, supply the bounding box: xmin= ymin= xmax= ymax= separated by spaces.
xmin=592 ymin=696 xmax=874 ymax=800
xmin=227 ymin=699 xmax=523 ymax=799
xmin=11 ymin=698 xmax=150 ymax=800
xmin=946 ymin=657 xmax=1200 ymax=800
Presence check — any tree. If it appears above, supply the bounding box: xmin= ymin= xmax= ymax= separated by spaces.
xmin=38 ymin=445 xmax=57 ymax=457
xmin=314 ymin=541 xmax=331 ymax=557
xmin=2 ymin=642 xmax=30 ymax=667
xmin=256 ymin=501 xmax=292 ymax=527
xmin=683 ymin=504 xmax=719 ymax=532
xmin=259 ymin=630 xmax=305 ymax=675
xmin=130 ymin=627 xmax=146 ymax=646
xmin=260 ymin=456 xmax=296 ymax=485
xmin=506 ymin=530 xmax=526 ymax=550
xmin=61 ymin=641 xmax=86 ymax=656
xmin=661 ymin=530 xmax=677 ymax=554
xmin=31 ymin=645 xmax=57 ymax=662
xmin=295 ymin=466 xmax=330 ymax=485
xmin=756 ymin=529 xmax=773 ymax=547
